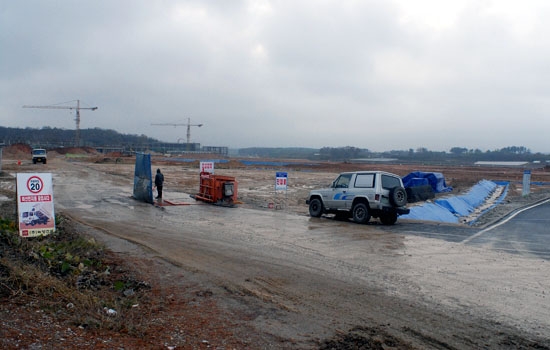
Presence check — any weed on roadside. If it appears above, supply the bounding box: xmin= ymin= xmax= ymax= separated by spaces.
xmin=0 ymin=213 xmax=152 ymax=335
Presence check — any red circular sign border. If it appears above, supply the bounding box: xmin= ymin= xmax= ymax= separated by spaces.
xmin=26 ymin=176 xmax=44 ymax=194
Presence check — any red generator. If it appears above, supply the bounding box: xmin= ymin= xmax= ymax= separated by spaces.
xmin=193 ymin=172 xmax=239 ymax=207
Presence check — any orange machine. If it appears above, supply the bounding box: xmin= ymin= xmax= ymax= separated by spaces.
xmin=193 ymin=172 xmax=239 ymax=207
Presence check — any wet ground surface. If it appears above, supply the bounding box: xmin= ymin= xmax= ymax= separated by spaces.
xmin=6 ymin=157 xmax=550 ymax=348
xmin=384 ymin=201 xmax=550 ymax=259
xmin=464 ymin=199 xmax=550 ymax=259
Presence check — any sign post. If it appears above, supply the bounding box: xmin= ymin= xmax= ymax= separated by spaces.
xmin=275 ymin=172 xmax=288 ymax=191
xmin=275 ymin=172 xmax=288 ymax=209
xmin=16 ymin=173 xmax=56 ymax=237
xmin=522 ymin=169 xmax=531 ymax=196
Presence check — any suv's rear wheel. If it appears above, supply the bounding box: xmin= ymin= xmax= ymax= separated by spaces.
xmin=352 ymin=203 xmax=370 ymax=224
xmin=389 ymin=186 xmax=407 ymax=207
xmin=309 ymin=198 xmax=323 ymax=217
xmin=380 ymin=212 xmax=398 ymax=225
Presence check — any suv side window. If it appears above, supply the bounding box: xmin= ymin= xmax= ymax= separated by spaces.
xmin=381 ymin=174 xmax=401 ymax=189
xmin=333 ymin=174 xmax=352 ymax=188
xmin=354 ymin=174 xmax=374 ymax=188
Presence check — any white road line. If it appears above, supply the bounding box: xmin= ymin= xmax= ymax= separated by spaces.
xmin=401 ymin=231 xmax=467 ymax=238
xmin=487 ymin=247 xmax=550 ymax=255
xmin=462 ymin=198 xmax=550 ymax=244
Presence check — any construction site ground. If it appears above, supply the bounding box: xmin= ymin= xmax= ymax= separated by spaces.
xmin=1 ymin=144 xmax=550 ymax=349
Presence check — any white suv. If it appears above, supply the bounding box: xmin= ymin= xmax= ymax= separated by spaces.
xmin=306 ymin=171 xmax=409 ymax=225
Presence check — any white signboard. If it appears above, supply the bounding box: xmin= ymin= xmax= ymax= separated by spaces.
xmin=275 ymin=172 xmax=288 ymax=191
xmin=16 ymin=173 xmax=56 ymax=237
xmin=200 ymin=161 xmax=214 ymax=174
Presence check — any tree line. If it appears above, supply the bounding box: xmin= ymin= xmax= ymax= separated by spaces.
xmin=1 ymin=126 xmax=545 ymax=162
xmin=239 ymin=145 xmax=548 ymax=163
xmin=0 ymin=126 xmax=158 ymax=148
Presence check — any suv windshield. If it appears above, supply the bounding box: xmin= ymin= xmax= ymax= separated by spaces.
xmin=333 ymin=174 xmax=352 ymax=188
xmin=32 ymin=149 xmax=46 ymax=155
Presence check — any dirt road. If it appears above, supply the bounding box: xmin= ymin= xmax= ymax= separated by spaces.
xmin=11 ymin=156 xmax=550 ymax=349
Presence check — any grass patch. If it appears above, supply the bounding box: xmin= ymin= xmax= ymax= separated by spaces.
xmin=0 ymin=213 xmax=152 ymax=333
xmin=64 ymin=153 xmax=90 ymax=158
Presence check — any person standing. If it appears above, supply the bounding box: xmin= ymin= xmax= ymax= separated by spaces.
xmin=154 ymin=168 xmax=164 ymax=199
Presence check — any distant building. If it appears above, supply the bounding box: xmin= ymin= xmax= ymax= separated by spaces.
xmin=474 ymin=161 xmax=529 ymax=167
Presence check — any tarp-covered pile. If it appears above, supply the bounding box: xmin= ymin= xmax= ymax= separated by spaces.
xmin=402 ymin=171 xmax=453 ymax=193
xmin=435 ymin=180 xmax=496 ymax=217
xmin=401 ymin=179 xmax=506 ymax=224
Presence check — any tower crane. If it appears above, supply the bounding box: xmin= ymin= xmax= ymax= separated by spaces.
xmin=23 ymin=100 xmax=98 ymax=147
xmin=151 ymin=118 xmax=203 ymax=151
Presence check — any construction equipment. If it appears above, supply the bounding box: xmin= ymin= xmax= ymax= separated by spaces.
xmin=23 ymin=100 xmax=98 ymax=147
xmin=151 ymin=118 xmax=203 ymax=151
xmin=191 ymin=172 xmax=239 ymax=207
xmin=31 ymin=148 xmax=47 ymax=164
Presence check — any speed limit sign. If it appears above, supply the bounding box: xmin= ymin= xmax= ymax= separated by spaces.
xmin=27 ymin=176 xmax=44 ymax=193
xmin=16 ymin=173 xmax=55 ymax=237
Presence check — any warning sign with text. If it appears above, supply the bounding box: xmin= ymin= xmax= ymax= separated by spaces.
xmin=275 ymin=172 xmax=288 ymax=191
xmin=200 ymin=161 xmax=215 ymax=174
xmin=16 ymin=173 xmax=56 ymax=237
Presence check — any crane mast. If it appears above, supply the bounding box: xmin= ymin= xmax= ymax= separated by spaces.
xmin=23 ymin=99 xmax=98 ymax=147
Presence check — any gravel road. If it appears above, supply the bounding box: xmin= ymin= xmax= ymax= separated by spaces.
xmin=15 ymin=156 xmax=550 ymax=349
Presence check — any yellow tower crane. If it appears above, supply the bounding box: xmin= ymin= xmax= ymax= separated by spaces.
xmin=23 ymin=100 xmax=98 ymax=147
xmin=151 ymin=117 xmax=203 ymax=151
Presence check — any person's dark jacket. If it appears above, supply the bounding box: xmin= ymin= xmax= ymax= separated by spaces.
xmin=155 ymin=171 xmax=164 ymax=187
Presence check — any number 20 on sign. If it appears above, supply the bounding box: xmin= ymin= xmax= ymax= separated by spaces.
xmin=27 ymin=176 xmax=44 ymax=193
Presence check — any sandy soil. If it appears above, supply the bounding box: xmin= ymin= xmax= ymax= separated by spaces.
xmin=2 ymin=147 xmax=550 ymax=349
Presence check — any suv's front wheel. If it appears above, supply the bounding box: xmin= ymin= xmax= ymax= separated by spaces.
xmin=352 ymin=203 xmax=370 ymax=224
xmin=308 ymin=198 xmax=324 ymax=217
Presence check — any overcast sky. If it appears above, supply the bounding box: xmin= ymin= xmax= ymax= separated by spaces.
xmin=2 ymin=1 xmax=550 ymax=152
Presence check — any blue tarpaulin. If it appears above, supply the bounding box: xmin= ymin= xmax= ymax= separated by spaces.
xmin=460 ymin=180 xmax=497 ymax=208
xmin=434 ymin=180 xmax=497 ymax=216
xmin=435 ymin=196 xmax=473 ymax=216
xmin=402 ymin=171 xmax=453 ymax=193
xmin=133 ymin=153 xmax=153 ymax=204
xmin=401 ymin=179 xmax=503 ymax=224
xmin=402 ymin=202 xmax=459 ymax=223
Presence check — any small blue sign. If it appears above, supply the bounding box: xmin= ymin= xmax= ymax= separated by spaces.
xmin=275 ymin=172 xmax=288 ymax=190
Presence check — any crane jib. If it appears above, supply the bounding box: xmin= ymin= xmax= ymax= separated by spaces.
xmin=22 ymin=99 xmax=98 ymax=147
